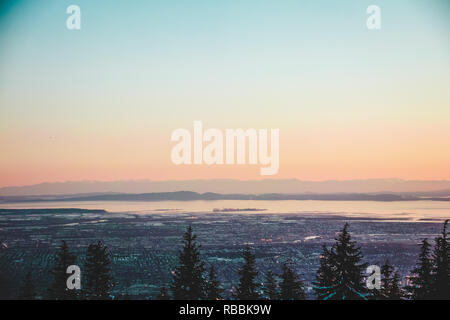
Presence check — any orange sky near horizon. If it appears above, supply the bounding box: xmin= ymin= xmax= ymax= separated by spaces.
xmin=1 ymin=117 xmax=449 ymax=187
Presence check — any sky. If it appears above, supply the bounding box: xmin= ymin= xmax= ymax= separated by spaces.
xmin=0 ymin=0 xmax=449 ymax=187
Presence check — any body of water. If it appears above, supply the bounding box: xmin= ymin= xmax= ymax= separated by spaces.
xmin=1 ymin=200 xmax=449 ymax=221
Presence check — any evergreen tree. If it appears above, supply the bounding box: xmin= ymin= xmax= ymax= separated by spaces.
xmin=332 ymin=223 xmax=367 ymax=299
xmin=390 ymin=272 xmax=403 ymax=300
xmin=263 ymin=271 xmax=278 ymax=300
xmin=432 ymin=220 xmax=450 ymax=299
xmin=313 ymin=245 xmax=336 ymax=300
xmin=157 ymin=286 xmax=170 ymax=300
xmin=84 ymin=241 xmax=113 ymax=300
xmin=408 ymin=238 xmax=433 ymax=299
xmin=171 ymin=226 xmax=206 ymax=300
xmin=279 ymin=262 xmax=306 ymax=300
xmin=313 ymin=224 xmax=367 ymax=300
xmin=377 ymin=260 xmax=403 ymax=300
xmin=205 ymin=265 xmax=223 ymax=300
xmin=18 ymin=271 xmax=35 ymax=300
xmin=49 ymin=240 xmax=77 ymax=300
xmin=235 ymin=245 xmax=260 ymax=300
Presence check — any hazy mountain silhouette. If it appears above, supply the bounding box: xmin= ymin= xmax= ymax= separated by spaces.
xmin=1 ymin=191 xmax=449 ymax=203
xmin=1 ymin=179 xmax=450 ymax=196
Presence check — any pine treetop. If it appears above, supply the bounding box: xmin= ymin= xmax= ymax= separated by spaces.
xmin=48 ymin=240 xmax=77 ymax=300
xmin=432 ymin=220 xmax=450 ymax=299
xmin=409 ymin=238 xmax=433 ymax=299
xmin=280 ymin=262 xmax=305 ymax=300
xmin=263 ymin=270 xmax=278 ymax=300
xmin=84 ymin=241 xmax=113 ymax=300
xmin=206 ymin=265 xmax=223 ymax=300
xmin=314 ymin=224 xmax=367 ymax=300
xmin=171 ymin=226 xmax=206 ymax=300
xmin=235 ymin=245 xmax=260 ymax=300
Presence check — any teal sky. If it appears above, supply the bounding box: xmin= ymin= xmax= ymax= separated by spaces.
xmin=1 ymin=0 xmax=449 ymax=124
xmin=0 ymin=0 xmax=449 ymax=185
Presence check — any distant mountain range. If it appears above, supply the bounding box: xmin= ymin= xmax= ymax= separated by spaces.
xmin=1 ymin=179 xmax=450 ymax=196
xmin=1 ymin=191 xmax=449 ymax=203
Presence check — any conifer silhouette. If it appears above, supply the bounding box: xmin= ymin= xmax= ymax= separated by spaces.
xmin=235 ymin=245 xmax=260 ymax=300
xmin=431 ymin=220 xmax=450 ymax=299
xmin=313 ymin=224 xmax=367 ymax=300
xmin=48 ymin=240 xmax=77 ymax=300
xmin=332 ymin=223 xmax=368 ymax=299
xmin=390 ymin=272 xmax=403 ymax=299
xmin=171 ymin=226 xmax=206 ymax=300
xmin=84 ymin=241 xmax=113 ymax=300
xmin=279 ymin=262 xmax=305 ymax=300
xmin=408 ymin=238 xmax=433 ymax=299
xmin=263 ymin=271 xmax=278 ymax=300
xmin=205 ymin=265 xmax=223 ymax=300
xmin=313 ymin=245 xmax=336 ymax=300
xmin=377 ymin=260 xmax=403 ymax=300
